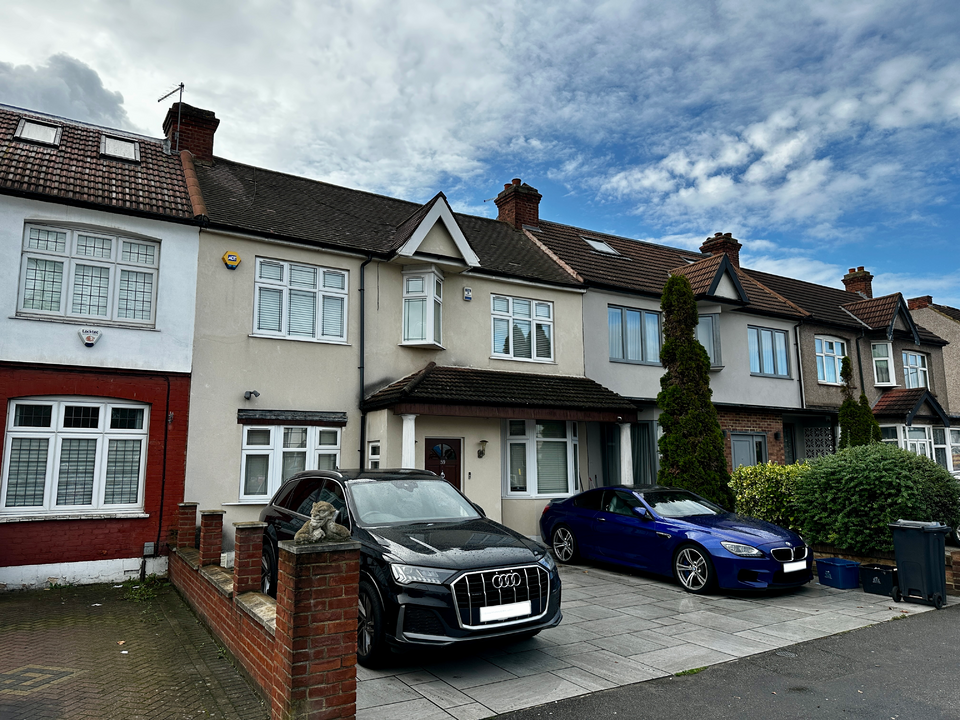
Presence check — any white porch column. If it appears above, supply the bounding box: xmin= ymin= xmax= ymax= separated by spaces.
xmin=619 ymin=422 xmax=634 ymax=486
xmin=401 ymin=414 xmax=418 ymax=468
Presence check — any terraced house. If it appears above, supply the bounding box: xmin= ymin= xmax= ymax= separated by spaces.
xmin=0 ymin=105 xmax=200 ymax=587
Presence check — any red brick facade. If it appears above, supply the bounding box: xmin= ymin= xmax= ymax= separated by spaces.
xmin=717 ymin=408 xmax=786 ymax=469
xmin=495 ymin=178 xmax=542 ymax=229
xmin=0 ymin=363 xmax=190 ymax=568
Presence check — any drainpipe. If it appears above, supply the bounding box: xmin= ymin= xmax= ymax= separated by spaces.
xmin=855 ymin=328 xmax=866 ymax=392
xmin=793 ymin=320 xmax=806 ymax=409
xmin=358 ymin=256 xmax=374 ymax=466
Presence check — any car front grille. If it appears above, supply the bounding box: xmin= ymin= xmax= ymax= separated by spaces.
xmin=403 ymin=607 xmax=445 ymax=636
xmin=771 ymin=546 xmax=809 ymax=562
xmin=451 ymin=565 xmax=549 ymax=629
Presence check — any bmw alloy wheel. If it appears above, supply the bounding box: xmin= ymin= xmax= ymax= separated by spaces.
xmin=674 ymin=545 xmax=714 ymax=593
xmin=551 ymin=526 xmax=578 ymax=563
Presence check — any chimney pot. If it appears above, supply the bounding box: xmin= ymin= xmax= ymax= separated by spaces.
xmin=848 ymin=268 xmax=856 ymax=274
xmin=495 ymin=179 xmax=542 ymax=229
xmin=699 ymin=232 xmax=743 ymax=268
xmin=842 ymin=266 xmax=874 ymax=298
xmin=857 ymin=266 xmax=864 ymax=272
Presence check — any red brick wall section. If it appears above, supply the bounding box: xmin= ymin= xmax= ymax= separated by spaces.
xmin=200 ymin=511 xmax=226 ymax=566
xmin=717 ymin=409 xmax=786 ymax=470
xmin=0 ymin=363 xmax=190 ymax=568
xmin=234 ymin=522 xmax=266 ymax=595
xmin=177 ymin=503 xmax=198 ymax=550
xmin=169 ymin=535 xmax=360 ymax=720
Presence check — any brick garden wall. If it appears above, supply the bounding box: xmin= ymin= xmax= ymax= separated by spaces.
xmin=813 ymin=545 xmax=960 ymax=597
xmin=168 ymin=505 xmax=358 ymax=720
xmin=0 ymin=363 xmax=190 ymax=567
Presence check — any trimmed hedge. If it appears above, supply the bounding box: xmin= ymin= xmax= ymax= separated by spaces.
xmin=793 ymin=443 xmax=960 ymax=554
xmin=730 ymin=461 xmax=806 ymax=533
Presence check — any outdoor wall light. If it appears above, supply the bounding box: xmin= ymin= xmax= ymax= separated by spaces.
xmin=478 ymin=440 xmax=488 ymax=458
xmin=243 ymin=390 xmax=260 ymax=400
xmin=774 ymin=431 xmax=781 ymax=440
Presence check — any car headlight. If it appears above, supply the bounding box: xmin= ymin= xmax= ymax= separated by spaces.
xmin=720 ymin=541 xmax=764 ymax=557
xmin=538 ymin=552 xmax=557 ymax=572
xmin=390 ymin=564 xmax=456 ymax=585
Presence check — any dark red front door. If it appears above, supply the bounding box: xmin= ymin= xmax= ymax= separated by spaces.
xmin=425 ymin=438 xmax=461 ymax=491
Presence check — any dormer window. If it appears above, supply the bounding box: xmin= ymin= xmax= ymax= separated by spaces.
xmin=401 ymin=266 xmax=443 ymax=348
xmin=100 ymin=135 xmax=140 ymax=162
xmin=581 ymin=236 xmax=619 ymax=255
xmin=14 ymin=119 xmax=62 ymax=147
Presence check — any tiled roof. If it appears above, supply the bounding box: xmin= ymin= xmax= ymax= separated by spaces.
xmin=363 ymin=363 xmax=637 ymax=412
xmin=744 ymin=268 xmax=944 ymax=343
xmin=671 ymin=254 xmax=726 ymax=296
xmin=930 ymin=303 xmax=960 ymax=323
xmin=871 ymin=387 xmax=949 ymax=425
xmin=842 ymin=294 xmax=902 ymax=330
xmin=0 ymin=105 xmax=192 ymax=219
xmin=193 ymin=158 xmax=578 ymax=287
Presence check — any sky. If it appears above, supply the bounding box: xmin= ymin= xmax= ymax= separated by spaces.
xmin=2 ymin=0 xmax=959 ymax=305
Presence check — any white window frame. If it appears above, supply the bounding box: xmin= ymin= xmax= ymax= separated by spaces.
xmin=15 ymin=119 xmax=62 ymax=147
xmin=608 ymin=305 xmax=661 ymax=365
xmin=748 ymin=326 xmax=790 ymax=378
xmin=814 ymin=336 xmax=847 ymax=385
xmin=902 ymin=351 xmax=929 ymax=389
xmin=872 ymin=343 xmax=897 ymax=386
xmin=239 ymin=425 xmax=342 ymax=502
xmin=253 ymin=258 xmax=348 ymax=343
xmin=401 ymin=267 xmax=443 ymax=347
xmin=502 ymin=419 xmax=579 ymax=498
xmin=492 ymin=295 xmax=554 ymax=362
xmin=696 ymin=314 xmax=722 ymax=367
xmin=1 ymin=397 xmax=149 ymax=516
xmin=368 ymin=441 xmax=381 ymax=469
xmin=17 ymin=224 xmax=160 ymax=326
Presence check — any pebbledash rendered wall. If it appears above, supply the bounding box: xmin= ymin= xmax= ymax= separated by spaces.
xmin=0 ymin=365 xmax=190 ymax=588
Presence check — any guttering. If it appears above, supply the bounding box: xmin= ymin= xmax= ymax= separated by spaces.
xmin=358 ymin=255 xmax=374 ymax=466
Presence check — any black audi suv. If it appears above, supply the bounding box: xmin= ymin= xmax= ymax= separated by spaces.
xmin=258 ymin=469 xmax=562 ymax=666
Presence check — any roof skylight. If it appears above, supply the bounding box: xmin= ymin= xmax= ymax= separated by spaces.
xmin=100 ymin=135 xmax=140 ymax=162
xmin=581 ymin=236 xmax=619 ymax=255
xmin=15 ymin=119 xmax=62 ymax=147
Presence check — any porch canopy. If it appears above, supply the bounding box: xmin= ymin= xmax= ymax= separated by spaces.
xmin=363 ymin=362 xmax=638 ymax=422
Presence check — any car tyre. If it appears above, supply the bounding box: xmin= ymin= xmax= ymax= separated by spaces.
xmin=358 ymin=580 xmax=387 ymax=668
xmin=261 ymin=540 xmax=277 ymax=598
xmin=551 ymin=525 xmax=579 ymax=564
xmin=673 ymin=544 xmax=716 ymax=594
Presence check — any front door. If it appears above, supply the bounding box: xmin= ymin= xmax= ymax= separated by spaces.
xmin=425 ymin=438 xmax=461 ymax=491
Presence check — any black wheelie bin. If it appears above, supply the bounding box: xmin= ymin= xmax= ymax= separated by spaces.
xmin=888 ymin=519 xmax=951 ymax=609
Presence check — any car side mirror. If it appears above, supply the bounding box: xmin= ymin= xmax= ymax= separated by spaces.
xmin=632 ymin=507 xmax=651 ymax=520
xmin=471 ymin=502 xmax=486 ymax=517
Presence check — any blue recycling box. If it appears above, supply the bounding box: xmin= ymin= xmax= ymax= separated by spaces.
xmin=816 ymin=558 xmax=860 ymax=589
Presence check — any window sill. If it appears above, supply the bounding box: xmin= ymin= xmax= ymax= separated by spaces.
xmin=401 ymin=341 xmax=445 ymax=350
xmin=750 ymin=373 xmax=792 ymax=380
xmin=817 ymin=381 xmax=844 ymax=387
xmin=709 ymin=365 xmax=724 ymax=373
xmin=248 ymin=333 xmax=349 ymax=345
xmin=0 ymin=511 xmax=149 ymax=524
xmin=222 ymin=501 xmax=269 ymax=506
xmin=874 ymin=383 xmax=899 ymax=388
xmin=609 ymin=358 xmax=663 ymax=367
xmin=12 ymin=314 xmax=158 ymax=331
xmin=491 ymin=355 xmax=556 ymax=364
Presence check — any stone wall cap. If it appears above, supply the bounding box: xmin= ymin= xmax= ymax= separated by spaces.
xmin=178 ymin=502 xmax=199 ymax=507
xmin=233 ymin=521 xmax=268 ymax=529
xmin=278 ymin=539 xmax=361 ymax=555
xmin=200 ymin=509 xmax=227 ymax=515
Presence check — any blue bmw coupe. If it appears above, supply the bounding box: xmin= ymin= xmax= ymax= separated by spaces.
xmin=540 ymin=486 xmax=811 ymax=594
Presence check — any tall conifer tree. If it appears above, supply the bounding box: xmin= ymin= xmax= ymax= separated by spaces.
xmin=656 ymin=274 xmax=735 ymax=509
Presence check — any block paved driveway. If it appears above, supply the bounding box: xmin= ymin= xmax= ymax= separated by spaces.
xmin=0 ymin=581 xmax=268 ymax=720
xmin=357 ymin=563 xmax=955 ymax=719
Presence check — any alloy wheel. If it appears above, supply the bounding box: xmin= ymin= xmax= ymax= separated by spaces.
xmin=552 ymin=527 xmax=576 ymax=563
xmin=357 ymin=590 xmax=375 ymax=657
xmin=675 ymin=547 xmax=710 ymax=592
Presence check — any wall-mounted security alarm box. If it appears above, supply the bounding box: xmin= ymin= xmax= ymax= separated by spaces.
xmin=78 ymin=328 xmax=102 ymax=347
xmin=222 ymin=251 xmax=241 ymax=269
xmin=463 ymin=287 xmax=473 ymax=301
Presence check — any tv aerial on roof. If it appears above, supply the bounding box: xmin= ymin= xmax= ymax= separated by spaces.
xmin=158 ymin=83 xmax=185 ymax=152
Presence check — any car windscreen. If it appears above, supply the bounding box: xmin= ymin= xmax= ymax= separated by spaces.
xmin=348 ymin=479 xmax=481 ymax=525
xmin=640 ymin=490 xmax=723 ymax=518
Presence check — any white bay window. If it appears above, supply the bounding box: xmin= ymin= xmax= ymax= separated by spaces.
xmin=902 ymin=351 xmax=928 ymax=389
xmin=402 ymin=267 xmax=443 ymax=347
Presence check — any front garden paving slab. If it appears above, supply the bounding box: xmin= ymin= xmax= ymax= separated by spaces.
xmin=358 ymin=562 xmax=957 ymax=718
xmin=0 ymin=582 xmax=268 ymax=720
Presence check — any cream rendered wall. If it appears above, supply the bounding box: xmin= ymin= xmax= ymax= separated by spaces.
xmin=185 ymin=230 xmax=365 ymax=547
xmin=583 ymin=289 xmax=801 ymax=409
xmin=0 ymin=196 xmax=199 ymax=372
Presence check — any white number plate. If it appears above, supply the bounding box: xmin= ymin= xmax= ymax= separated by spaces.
xmin=783 ymin=560 xmax=806 ymax=573
xmin=480 ymin=600 xmax=531 ymax=623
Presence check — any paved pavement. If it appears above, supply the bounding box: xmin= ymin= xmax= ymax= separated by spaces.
xmin=356 ymin=563 xmax=956 ymax=719
xmin=0 ymin=580 xmax=268 ymax=720
xmin=498 ymin=602 xmax=960 ymax=720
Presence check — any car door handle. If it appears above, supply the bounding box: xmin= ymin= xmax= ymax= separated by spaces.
xmin=656 ymin=532 xmax=671 ymax=539
xmin=597 ymin=517 xmax=607 ymax=522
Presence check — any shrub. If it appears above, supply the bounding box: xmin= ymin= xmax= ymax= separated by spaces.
xmin=794 ymin=443 xmax=960 ymax=554
xmin=729 ymin=461 xmax=806 ymax=532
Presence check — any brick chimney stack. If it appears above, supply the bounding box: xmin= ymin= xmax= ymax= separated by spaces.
xmin=908 ymin=296 xmax=932 ymax=310
xmin=842 ymin=266 xmax=873 ymax=298
xmin=699 ymin=232 xmax=742 ymax=268
xmin=495 ymin=178 xmax=542 ymax=230
xmin=163 ymin=103 xmax=220 ymax=162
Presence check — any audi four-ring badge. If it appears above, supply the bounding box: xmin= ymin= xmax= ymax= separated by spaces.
xmin=259 ymin=469 xmax=563 ymax=667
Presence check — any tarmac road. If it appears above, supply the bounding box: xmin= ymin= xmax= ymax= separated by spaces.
xmin=498 ymin=602 xmax=960 ymax=720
